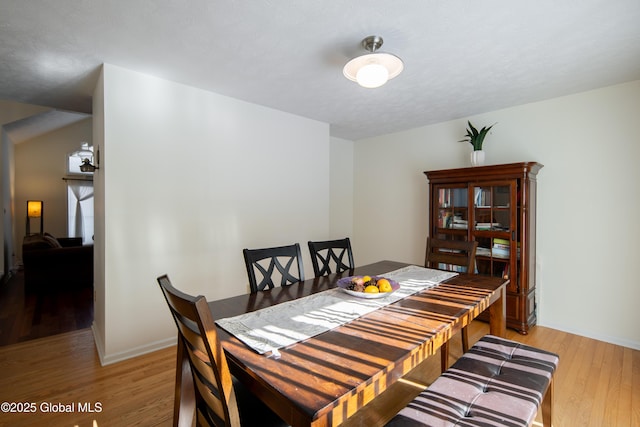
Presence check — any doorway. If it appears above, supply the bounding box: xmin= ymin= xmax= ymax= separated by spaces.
xmin=0 ymin=114 xmax=94 ymax=346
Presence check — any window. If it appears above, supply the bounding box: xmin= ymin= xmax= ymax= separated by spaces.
xmin=67 ymin=182 xmax=94 ymax=245
xmin=66 ymin=143 xmax=94 ymax=244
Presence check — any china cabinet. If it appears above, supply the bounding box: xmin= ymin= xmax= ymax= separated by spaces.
xmin=425 ymin=162 xmax=543 ymax=333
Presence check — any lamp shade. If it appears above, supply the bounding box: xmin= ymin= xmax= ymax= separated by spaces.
xmin=343 ymin=51 xmax=403 ymax=88
xmin=27 ymin=200 xmax=42 ymax=218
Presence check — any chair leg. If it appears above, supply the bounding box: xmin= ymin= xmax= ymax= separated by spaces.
xmin=461 ymin=327 xmax=469 ymax=353
xmin=541 ymin=377 xmax=554 ymax=426
xmin=440 ymin=341 xmax=450 ymax=373
xmin=175 ymin=339 xmax=196 ymax=427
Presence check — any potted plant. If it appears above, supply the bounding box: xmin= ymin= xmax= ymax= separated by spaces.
xmin=459 ymin=121 xmax=495 ymax=166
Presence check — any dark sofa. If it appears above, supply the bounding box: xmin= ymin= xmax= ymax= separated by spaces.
xmin=22 ymin=233 xmax=93 ymax=293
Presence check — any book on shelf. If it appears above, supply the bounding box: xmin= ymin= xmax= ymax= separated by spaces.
xmin=476 ymin=247 xmax=492 ymax=257
xmin=474 ymin=187 xmax=511 ymax=208
xmin=491 ymin=248 xmax=510 ymax=258
xmin=490 ymin=238 xmax=520 ymax=259
xmin=443 ymin=212 xmax=453 ymax=228
xmin=475 ymin=222 xmax=501 ymax=230
xmin=439 ymin=189 xmax=451 ymax=207
xmin=440 ymin=213 xmax=471 ymax=229
xmin=452 ymin=217 xmax=468 ymax=229
xmin=502 ymin=263 xmax=510 ymax=279
xmin=474 ymin=187 xmax=493 ymax=207
xmin=477 ymin=246 xmax=511 ymax=259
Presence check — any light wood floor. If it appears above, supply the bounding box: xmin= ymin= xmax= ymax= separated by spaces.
xmin=0 ymin=322 xmax=638 ymax=427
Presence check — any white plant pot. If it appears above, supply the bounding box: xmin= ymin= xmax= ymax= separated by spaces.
xmin=471 ymin=150 xmax=485 ymax=167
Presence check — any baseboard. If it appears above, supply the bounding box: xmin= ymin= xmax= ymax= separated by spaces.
xmin=538 ymin=321 xmax=640 ymax=351
xmin=91 ymin=323 xmax=105 ymax=364
xmin=91 ymin=322 xmax=177 ymax=366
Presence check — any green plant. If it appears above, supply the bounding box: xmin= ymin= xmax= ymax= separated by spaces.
xmin=459 ymin=121 xmax=495 ymax=151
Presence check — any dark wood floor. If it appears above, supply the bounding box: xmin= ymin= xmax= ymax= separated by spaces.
xmin=0 ymin=270 xmax=93 ymax=346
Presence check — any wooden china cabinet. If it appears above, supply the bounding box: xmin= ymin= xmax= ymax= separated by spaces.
xmin=425 ymin=162 xmax=543 ymax=334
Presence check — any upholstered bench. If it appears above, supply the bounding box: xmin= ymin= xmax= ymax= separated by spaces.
xmin=386 ymin=335 xmax=559 ymax=427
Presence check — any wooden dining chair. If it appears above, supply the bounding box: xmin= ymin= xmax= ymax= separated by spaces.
xmin=307 ymin=237 xmax=354 ymax=277
xmin=157 ymin=275 xmax=288 ymax=427
xmin=425 ymin=237 xmax=478 ymax=372
xmin=242 ymin=243 xmax=304 ymax=293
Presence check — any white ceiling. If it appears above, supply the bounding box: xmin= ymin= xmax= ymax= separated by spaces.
xmin=1 ymin=1 xmax=639 ymax=141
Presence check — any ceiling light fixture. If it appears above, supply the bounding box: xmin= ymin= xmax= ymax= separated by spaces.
xmin=343 ymin=35 xmax=404 ymax=89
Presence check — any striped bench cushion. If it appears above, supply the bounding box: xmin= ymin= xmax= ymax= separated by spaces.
xmin=387 ymin=335 xmax=559 ymax=427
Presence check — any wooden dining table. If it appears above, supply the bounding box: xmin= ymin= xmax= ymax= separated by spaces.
xmin=208 ymin=260 xmax=508 ymax=427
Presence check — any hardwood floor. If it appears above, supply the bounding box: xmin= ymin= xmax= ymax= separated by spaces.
xmin=344 ymin=323 xmax=640 ymax=427
xmin=0 ymin=270 xmax=93 ymax=346
xmin=0 ymin=321 xmax=637 ymax=426
xmin=0 ymin=328 xmax=174 ymax=427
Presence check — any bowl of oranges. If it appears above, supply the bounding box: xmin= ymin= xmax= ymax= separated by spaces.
xmin=336 ymin=275 xmax=400 ymax=299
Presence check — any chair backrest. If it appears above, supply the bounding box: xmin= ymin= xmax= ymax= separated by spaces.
xmin=308 ymin=238 xmax=354 ymax=277
xmin=242 ymin=243 xmax=304 ymax=293
xmin=425 ymin=237 xmax=478 ymax=273
xmin=157 ymin=275 xmax=241 ymax=427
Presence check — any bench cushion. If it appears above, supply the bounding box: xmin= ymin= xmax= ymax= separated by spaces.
xmin=387 ymin=335 xmax=559 ymax=427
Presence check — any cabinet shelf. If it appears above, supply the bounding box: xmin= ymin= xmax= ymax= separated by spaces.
xmin=471 ymin=230 xmax=511 ymax=239
xmin=436 ymin=227 xmax=468 ymax=234
xmin=475 ymin=206 xmax=510 ymax=210
xmin=426 ymin=162 xmax=543 ymax=334
xmin=477 ymin=255 xmax=510 ymax=262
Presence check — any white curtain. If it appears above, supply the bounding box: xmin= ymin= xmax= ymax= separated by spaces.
xmin=68 ymin=181 xmax=94 ymax=243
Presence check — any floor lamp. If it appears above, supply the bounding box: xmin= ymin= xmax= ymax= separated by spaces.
xmin=26 ymin=200 xmax=43 ymax=235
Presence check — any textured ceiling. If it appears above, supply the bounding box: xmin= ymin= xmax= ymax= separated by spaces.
xmin=1 ymin=1 xmax=639 ymax=140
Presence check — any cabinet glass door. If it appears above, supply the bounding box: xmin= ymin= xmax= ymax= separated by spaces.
xmin=434 ymin=185 xmax=468 ymax=241
xmin=472 ymin=181 xmax=517 ymax=290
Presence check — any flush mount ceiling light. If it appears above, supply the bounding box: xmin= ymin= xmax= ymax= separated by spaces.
xmin=343 ymin=35 xmax=404 ymax=89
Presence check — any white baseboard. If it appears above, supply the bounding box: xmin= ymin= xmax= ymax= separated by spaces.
xmin=91 ymin=322 xmax=177 ymax=366
xmin=538 ymin=320 xmax=640 ymax=351
xmin=91 ymin=323 xmax=105 ymax=363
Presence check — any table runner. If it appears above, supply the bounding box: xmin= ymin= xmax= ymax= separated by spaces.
xmin=216 ymin=265 xmax=457 ymax=355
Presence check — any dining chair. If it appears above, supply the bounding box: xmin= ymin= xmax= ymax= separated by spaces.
xmin=424 ymin=236 xmax=478 ymax=372
xmin=157 ymin=275 xmax=288 ymax=427
xmin=242 ymin=243 xmax=304 ymax=293
xmin=307 ymin=237 xmax=354 ymax=277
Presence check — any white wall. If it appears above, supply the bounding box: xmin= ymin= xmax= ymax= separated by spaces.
xmin=353 ymin=80 xmax=640 ymax=350
xmin=329 ymin=137 xmax=354 ymax=241
xmin=94 ymin=64 xmax=331 ymax=363
xmin=92 ymin=69 xmax=106 ymax=359
xmin=0 ymin=101 xmax=52 ymax=276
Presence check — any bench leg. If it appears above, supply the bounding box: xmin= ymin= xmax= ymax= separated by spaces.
xmin=541 ymin=377 xmax=554 ymax=427
xmin=461 ymin=327 xmax=469 ymax=353
xmin=440 ymin=341 xmax=449 ymax=372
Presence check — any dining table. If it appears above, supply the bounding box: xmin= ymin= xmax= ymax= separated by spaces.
xmin=208 ymin=260 xmax=508 ymax=427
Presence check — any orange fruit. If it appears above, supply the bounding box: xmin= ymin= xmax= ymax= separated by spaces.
xmin=364 ymin=285 xmax=379 ymax=294
xmin=377 ymin=278 xmax=393 ymax=293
